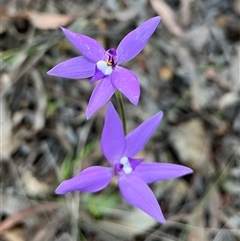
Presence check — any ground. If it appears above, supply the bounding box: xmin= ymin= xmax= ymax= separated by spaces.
xmin=0 ymin=0 xmax=240 ymax=241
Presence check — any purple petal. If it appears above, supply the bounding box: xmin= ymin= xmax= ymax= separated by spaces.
xmin=116 ymin=17 xmax=161 ymax=64
xmin=111 ymin=66 xmax=140 ymax=105
xmin=55 ymin=166 xmax=113 ymax=194
xmin=101 ymin=102 xmax=126 ymax=165
xmin=90 ymin=67 xmax=106 ymax=83
xmin=128 ymin=158 xmax=144 ymax=170
xmin=118 ymin=174 xmax=166 ymax=223
xmin=60 ymin=27 xmax=105 ymax=63
xmin=125 ymin=111 xmax=163 ymax=157
xmin=47 ymin=56 xmax=95 ymax=79
xmin=134 ymin=163 xmax=193 ymax=184
xmin=86 ymin=76 xmax=116 ymax=119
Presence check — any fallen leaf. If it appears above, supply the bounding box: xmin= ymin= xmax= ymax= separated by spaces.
xmin=21 ymin=171 xmax=54 ymax=196
xmin=150 ymin=0 xmax=183 ymax=36
xmin=2 ymin=225 xmax=25 ymax=241
xmin=169 ymin=118 xmax=214 ymax=175
xmin=28 ymin=11 xmax=74 ymax=30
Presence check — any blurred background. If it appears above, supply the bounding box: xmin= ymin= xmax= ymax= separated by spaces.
xmin=0 ymin=0 xmax=240 ymax=240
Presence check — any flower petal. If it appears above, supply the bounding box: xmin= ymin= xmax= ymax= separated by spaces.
xmin=101 ymin=102 xmax=126 ymax=165
xmin=128 ymin=158 xmax=144 ymax=170
xmin=111 ymin=66 xmax=140 ymax=105
xmin=125 ymin=111 xmax=163 ymax=157
xmin=60 ymin=27 xmax=105 ymax=63
xmin=134 ymin=163 xmax=193 ymax=184
xmin=116 ymin=16 xmax=161 ymax=64
xmin=86 ymin=76 xmax=116 ymax=119
xmin=118 ymin=174 xmax=166 ymax=223
xmin=90 ymin=67 xmax=106 ymax=83
xmin=47 ymin=56 xmax=95 ymax=79
xmin=55 ymin=166 xmax=113 ymax=194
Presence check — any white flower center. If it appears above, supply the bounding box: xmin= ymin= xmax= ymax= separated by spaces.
xmin=97 ymin=60 xmax=113 ymax=75
xmin=120 ymin=156 xmax=132 ymax=174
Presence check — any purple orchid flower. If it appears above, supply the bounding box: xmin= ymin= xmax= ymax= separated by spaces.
xmin=47 ymin=17 xmax=161 ymax=119
xmin=55 ymin=103 xmax=193 ymax=223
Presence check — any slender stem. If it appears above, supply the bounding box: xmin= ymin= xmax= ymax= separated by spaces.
xmin=115 ymin=91 xmax=127 ymax=134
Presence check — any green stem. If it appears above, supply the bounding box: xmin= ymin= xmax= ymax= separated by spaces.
xmin=115 ymin=91 xmax=127 ymax=134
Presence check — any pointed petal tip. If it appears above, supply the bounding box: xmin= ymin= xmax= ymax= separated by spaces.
xmin=59 ymin=26 xmax=67 ymax=32
xmin=153 ymin=16 xmax=161 ymax=23
xmin=153 ymin=212 xmax=166 ymax=223
xmin=132 ymin=96 xmax=139 ymax=105
xmin=185 ymin=167 xmax=194 ymax=175
xmin=157 ymin=111 xmax=164 ymax=120
xmin=59 ymin=26 xmax=69 ymax=35
xmin=149 ymin=16 xmax=161 ymax=27
xmin=46 ymin=68 xmax=58 ymax=77
xmin=86 ymin=109 xmax=92 ymax=119
xmin=46 ymin=70 xmax=51 ymax=75
xmin=55 ymin=188 xmax=63 ymax=195
xmin=159 ymin=217 xmax=167 ymax=224
xmin=47 ymin=68 xmax=58 ymax=77
xmin=151 ymin=111 xmax=164 ymax=125
xmin=176 ymin=165 xmax=194 ymax=176
xmin=55 ymin=182 xmax=68 ymax=195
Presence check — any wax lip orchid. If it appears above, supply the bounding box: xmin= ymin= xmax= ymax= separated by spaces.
xmin=55 ymin=103 xmax=193 ymax=223
xmin=47 ymin=17 xmax=161 ymax=119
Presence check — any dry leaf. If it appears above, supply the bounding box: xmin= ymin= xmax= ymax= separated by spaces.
xmin=169 ymin=118 xmax=214 ymax=175
xmin=21 ymin=171 xmax=54 ymax=196
xmin=28 ymin=11 xmax=74 ymax=30
xmin=150 ymin=0 xmax=183 ymax=36
xmin=2 ymin=226 xmax=25 ymax=241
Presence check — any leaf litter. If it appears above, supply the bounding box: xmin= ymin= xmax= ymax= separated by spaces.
xmin=1 ymin=0 xmax=240 ymax=240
